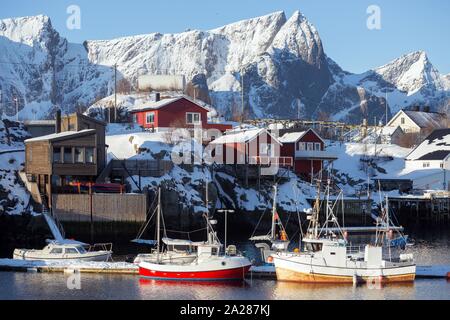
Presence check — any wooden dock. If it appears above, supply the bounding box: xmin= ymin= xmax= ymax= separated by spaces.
xmin=0 ymin=259 xmax=138 ymax=274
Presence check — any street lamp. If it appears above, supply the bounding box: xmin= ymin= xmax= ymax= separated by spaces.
xmin=217 ymin=209 xmax=235 ymax=254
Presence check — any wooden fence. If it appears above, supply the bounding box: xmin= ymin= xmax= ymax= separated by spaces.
xmin=52 ymin=193 xmax=148 ymax=223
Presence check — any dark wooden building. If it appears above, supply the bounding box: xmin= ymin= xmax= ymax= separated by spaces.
xmin=24 ymin=113 xmax=107 ymax=208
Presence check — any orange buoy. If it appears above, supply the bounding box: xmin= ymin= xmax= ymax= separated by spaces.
xmin=446 ymin=272 xmax=450 ymax=279
xmin=280 ymin=231 xmax=288 ymax=241
xmin=294 ymin=248 xmax=300 ymax=253
xmin=267 ymin=256 xmax=274 ymax=263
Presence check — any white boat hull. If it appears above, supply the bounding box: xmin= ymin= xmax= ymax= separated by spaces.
xmin=273 ymin=254 xmax=416 ymax=283
xmin=13 ymin=250 xmax=111 ymax=262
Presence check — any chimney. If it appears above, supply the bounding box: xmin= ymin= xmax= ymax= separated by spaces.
xmin=55 ymin=109 xmax=61 ymax=134
xmin=411 ymin=106 xmax=420 ymax=112
xmin=423 ymin=106 xmax=430 ymax=113
xmin=155 ymin=92 xmax=161 ymax=102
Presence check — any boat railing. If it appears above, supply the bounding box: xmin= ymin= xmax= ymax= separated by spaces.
xmin=346 ymin=245 xmax=365 ymax=255
xmin=88 ymin=243 xmax=113 ymax=253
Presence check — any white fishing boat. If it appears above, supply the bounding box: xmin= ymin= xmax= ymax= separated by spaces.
xmin=138 ymin=187 xmax=252 ymax=281
xmin=13 ymin=213 xmax=112 ymax=262
xmin=272 ymin=181 xmax=416 ymax=284
xmin=249 ymin=185 xmax=290 ymax=264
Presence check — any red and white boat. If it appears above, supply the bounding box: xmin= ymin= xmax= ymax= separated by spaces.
xmin=138 ymin=188 xmax=252 ymax=281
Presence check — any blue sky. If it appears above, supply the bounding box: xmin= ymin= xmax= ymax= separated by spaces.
xmin=1 ymin=0 xmax=449 ymax=74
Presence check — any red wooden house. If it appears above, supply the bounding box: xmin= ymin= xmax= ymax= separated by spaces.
xmin=209 ymin=128 xmax=292 ymax=166
xmin=130 ymin=95 xmax=232 ymax=134
xmin=279 ymin=129 xmax=337 ymax=181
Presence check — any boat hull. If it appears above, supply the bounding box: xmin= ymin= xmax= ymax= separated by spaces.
xmin=139 ymin=258 xmax=251 ymax=281
xmin=13 ymin=251 xmax=111 ymax=262
xmin=273 ymin=256 xmax=416 ymax=284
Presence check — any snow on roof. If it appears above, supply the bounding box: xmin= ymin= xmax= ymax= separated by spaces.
xmin=210 ymin=128 xmax=265 ymax=144
xmin=402 ymin=110 xmax=445 ymax=129
xmin=279 ymin=131 xmax=306 ymax=143
xmin=378 ymin=126 xmax=402 ymax=135
xmin=406 ymin=129 xmax=450 ymax=161
xmin=129 ymin=95 xmax=210 ymax=113
xmin=25 ymin=129 xmax=96 ymax=143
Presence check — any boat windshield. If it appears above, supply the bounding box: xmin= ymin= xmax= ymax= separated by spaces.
xmin=305 ymin=242 xmax=323 ymax=252
xmin=168 ymin=245 xmax=193 ymax=253
xmin=76 ymin=246 xmax=86 ymax=253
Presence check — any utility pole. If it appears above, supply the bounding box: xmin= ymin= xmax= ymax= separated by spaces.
xmin=114 ymin=63 xmax=118 ymax=123
xmin=385 ymin=89 xmax=388 ymax=126
xmin=241 ymin=67 xmax=244 ymax=123
xmin=13 ymin=96 xmax=18 ymax=122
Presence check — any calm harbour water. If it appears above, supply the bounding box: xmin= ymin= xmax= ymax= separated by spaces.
xmin=0 ymin=228 xmax=449 ymax=300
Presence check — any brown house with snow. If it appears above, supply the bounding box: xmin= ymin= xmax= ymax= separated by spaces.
xmin=24 ymin=112 xmax=107 ymax=207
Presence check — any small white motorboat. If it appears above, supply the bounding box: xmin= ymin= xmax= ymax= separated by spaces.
xmin=13 ymin=213 xmax=112 ymax=262
xmin=13 ymin=241 xmax=112 ymax=262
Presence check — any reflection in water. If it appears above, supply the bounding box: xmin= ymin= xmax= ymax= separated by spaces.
xmin=0 ymin=230 xmax=449 ymax=300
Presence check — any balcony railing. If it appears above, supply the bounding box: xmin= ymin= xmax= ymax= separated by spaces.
xmin=295 ymin=150 xmax=338 ymax=160
xmin=249 ymin=156 xmax=293 ymax=167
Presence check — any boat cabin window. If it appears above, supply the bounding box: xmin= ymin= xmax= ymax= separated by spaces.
xmin=76 ymin=246 xmax=86 ymax=253
xmin=305 ymin=243 xmax=323 ymax=252
xmin=170 ymin=245 xmax=191 ymax=253
xmin=50 ymin=248 xmax=63 ymax=254
xmin=211 ymin=247 xmax=218 ymax=255
xmin=65 ymin=248 xmax=79 ymax=254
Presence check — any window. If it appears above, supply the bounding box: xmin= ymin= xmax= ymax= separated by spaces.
xmin=423 ymin=162 xmax=430 ymax=168
xmin=440 ymin=163 xmax=444 ymax=169
xmin=401 ymin=117 xmax=405 ymax=125
xmin=53 ymin=147 xmax=61 ymax=163
xmin=186 ymin=112 xmax=201 ymax=124
xmin=65 ymin=248 xmax=79 ymax=254
xmin=63 ymin=147 xmax=73 ymax=163
xmin=315 ymin=143 xmax=321 ymax=151
xmin=74 ymin=147 xmax=84 ymax=163
xmin=307 ymin=143 xmax=314 ymax=151
xmin=132 ymin=114 xmax=137 ymax=123
xmin=260 ymin=143 xmax=275 ymax=157
xmin=145 ymin=112 xmax=155 ymax=124
xmin=298 ymin=142 xmax=306 ymax=151
xmin=50 ymin=248 xmax=63 ymax=255
xmin=85 ymin=148 xmax=95 ymax=164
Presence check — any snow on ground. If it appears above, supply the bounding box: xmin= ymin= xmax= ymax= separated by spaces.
xmin=106 ymin=131 xmax=171 ymax=160
xmin=327 ymin=141 xmax=412 ymax=194
xmin=0 ymin=120 xmax=32 ymax=215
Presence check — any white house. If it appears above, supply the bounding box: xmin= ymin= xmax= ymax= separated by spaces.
xmin=387 ymin=109 xmax=446 ymax=134
xmin=363 ymin=126 xmax=404 ymax=145
xmin=403 ymin=128 xmax=450 ymax=190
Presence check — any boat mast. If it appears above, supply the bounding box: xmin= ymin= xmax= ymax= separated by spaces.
xmin=206 ymin=177 xmax=211 ymax=244
xmin=271 ymin=185 xmax=278 ymax=240
xmin=156 ymin=187 xmax=161 ymax=263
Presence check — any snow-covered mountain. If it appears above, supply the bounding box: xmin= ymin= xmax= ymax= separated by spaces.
xmin=0 ymin=12 xmax=449 ymax=123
